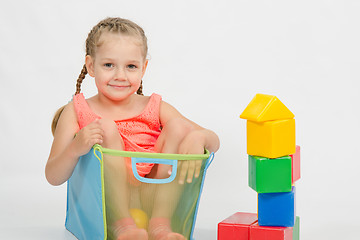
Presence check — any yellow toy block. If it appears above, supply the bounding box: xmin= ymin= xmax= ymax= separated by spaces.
xmin=240 ymin=94 xmax=294 ymax=122
xmin=247 ymin=119 xmax=296 ymax=158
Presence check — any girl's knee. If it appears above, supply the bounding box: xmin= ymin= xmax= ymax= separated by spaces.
xmin=98 ymin=118 xmax=124 ymax=149
xmin=163 ymin=118 xmax=194 ymax=139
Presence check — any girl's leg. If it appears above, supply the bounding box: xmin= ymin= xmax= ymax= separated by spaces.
xmin=147 ymin=118 xmax=194 ymax=240
xmin=100 ymin=119 xmax=148 ymax=240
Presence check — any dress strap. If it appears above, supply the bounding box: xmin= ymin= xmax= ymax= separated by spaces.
xmin=140 ymin=93 xmax=162 ymax=119
xmin=73 ymin=93 xmax=98 ymax=129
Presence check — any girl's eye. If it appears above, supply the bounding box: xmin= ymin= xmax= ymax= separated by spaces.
xmin=104 ymin=63 xmax=113 ymax=68
xmin=128 ymin=64 xmax=137 ymax=69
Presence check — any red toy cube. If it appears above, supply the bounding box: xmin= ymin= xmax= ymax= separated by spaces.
xmin=290 ymin=145 xmax=301 ymax=183
xmin=250 ymin=222 xmax=293 ymax=240
xmin=218 ymin=212 xmax=258 ymax=240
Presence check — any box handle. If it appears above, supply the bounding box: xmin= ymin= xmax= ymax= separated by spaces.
xmin=131 ymin=157 xmax=178 ymax=184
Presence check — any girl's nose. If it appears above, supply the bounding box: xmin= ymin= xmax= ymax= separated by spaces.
xmin=114 ymin=68 xmax=126 ymax=80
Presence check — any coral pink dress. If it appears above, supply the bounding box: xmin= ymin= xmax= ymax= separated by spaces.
xmin=73 ymin=93 xmax=162 ymax=177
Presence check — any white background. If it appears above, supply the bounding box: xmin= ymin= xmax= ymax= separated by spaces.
xmin=1 ymin=0 xmax=359 ymax=239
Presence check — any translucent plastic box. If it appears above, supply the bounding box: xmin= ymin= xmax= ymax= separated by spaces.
xmin=65 ymin=144 xmax=214 ymax=240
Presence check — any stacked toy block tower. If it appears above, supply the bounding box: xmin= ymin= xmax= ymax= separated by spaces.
xmin=218 ymin=94 xmax=301 ymax=240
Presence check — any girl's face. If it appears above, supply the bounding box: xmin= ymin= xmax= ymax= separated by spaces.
xmin=86 ymin=32 xmax=148 ymax=102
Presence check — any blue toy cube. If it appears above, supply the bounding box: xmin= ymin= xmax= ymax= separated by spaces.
xmin=258 ymin=187 xmax=295 ymax=227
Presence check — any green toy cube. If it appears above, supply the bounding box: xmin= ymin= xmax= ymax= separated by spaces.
xmin=293 ymin=216 xmax=300 ymax=240
xmin=248 ymin=155 xmax=292 ymax=193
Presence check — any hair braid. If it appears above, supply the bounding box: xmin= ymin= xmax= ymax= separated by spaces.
xmin=137 ymin=80 xmax=144 ymax=95
xmin=75 ymin=64 xmax=88 ymax=95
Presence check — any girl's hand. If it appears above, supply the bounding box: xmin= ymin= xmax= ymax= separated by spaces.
xmin=71 ymin=119 xmax=104 ymax=157
xmin=177 ymin=130 xmax=206 ymax=184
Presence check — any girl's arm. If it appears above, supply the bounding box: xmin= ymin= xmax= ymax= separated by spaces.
xmin=45 ymin=102 xmax=103 ymax=186
xmin=159 ymin=100 xmax=219 ymax=184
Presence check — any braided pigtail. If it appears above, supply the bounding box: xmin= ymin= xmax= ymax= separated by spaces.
xmin=75 ymin=64 xmax=88 ymax=95
xmin=51 ymin=64 xmax=88 ymax=136
xmin=137 ymin=80 xmax=144 ymax=95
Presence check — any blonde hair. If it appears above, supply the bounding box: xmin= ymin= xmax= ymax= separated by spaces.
xmin=51 ymin=17 xmax=148 ymax=135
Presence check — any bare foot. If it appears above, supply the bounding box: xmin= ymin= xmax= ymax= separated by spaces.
xmin=157 ymin=232 xmax=186 ymax=240
xmin=117 ymin=228 xmax=148 ymax=240
xmin=113 ymin=218 xmax=149 ymax=240
xmin=149 ymin=218 xmax=185 ymax=240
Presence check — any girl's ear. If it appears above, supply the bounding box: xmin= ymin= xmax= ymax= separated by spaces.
xmin=141 ymin=59 xmax=149 ymax=78
xmin=85 ymin=55 xmax=95 ymax=77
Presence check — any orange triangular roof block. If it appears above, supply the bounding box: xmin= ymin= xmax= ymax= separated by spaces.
xmin=240 ymin=94 xmax=294 ymax=122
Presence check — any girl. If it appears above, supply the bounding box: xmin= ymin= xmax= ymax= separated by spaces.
xmin=46 ymin=17 xmax=219 ymax=240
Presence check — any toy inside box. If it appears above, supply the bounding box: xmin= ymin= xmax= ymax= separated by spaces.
xmin=65 ymin=144 xmax=214 ymax=240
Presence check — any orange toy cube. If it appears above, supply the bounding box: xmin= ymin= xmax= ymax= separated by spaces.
xmin=247 ymin=119 xmax=296 ymax=158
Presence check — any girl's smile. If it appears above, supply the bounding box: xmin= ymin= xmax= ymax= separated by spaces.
xmin=108 ymin=84 xmax=131 ymax=90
